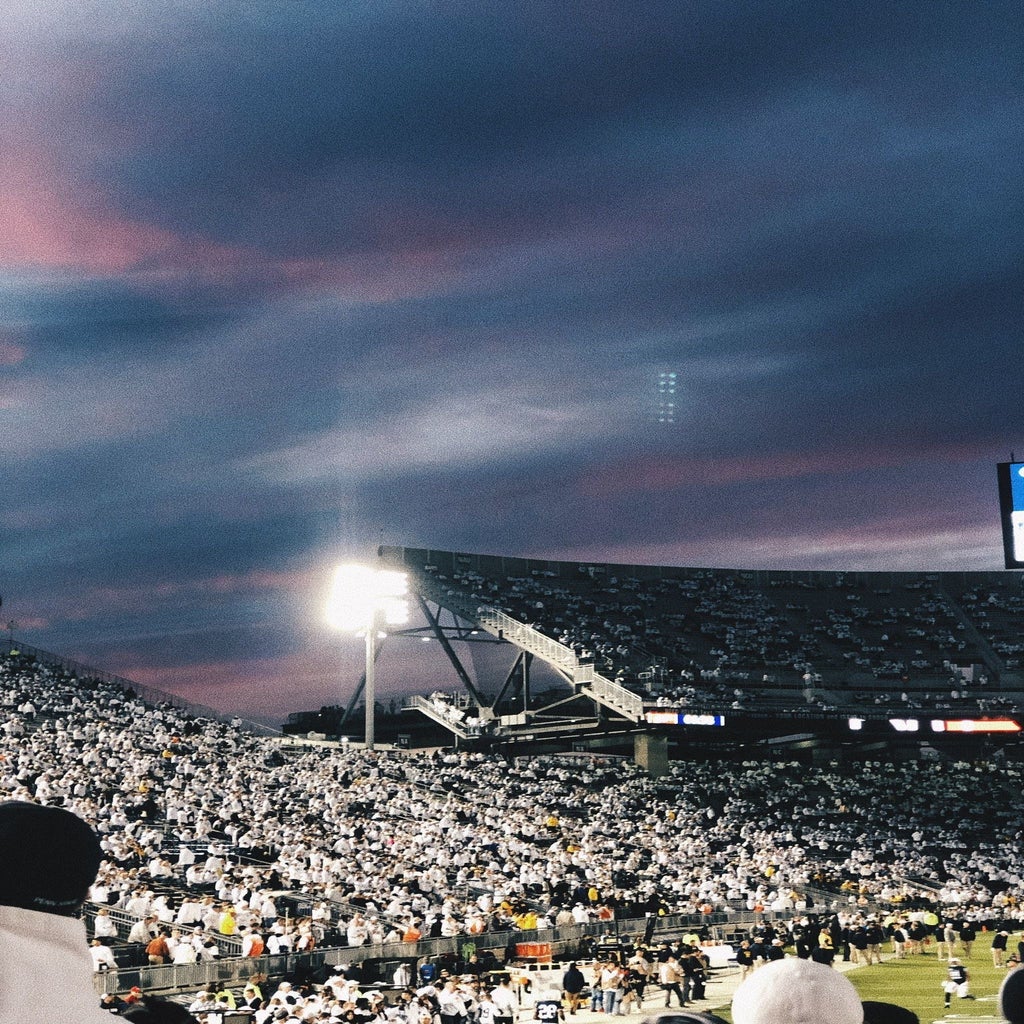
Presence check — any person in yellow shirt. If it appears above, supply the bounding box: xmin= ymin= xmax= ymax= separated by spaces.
xmin=812 ymin=926 xmax=835 ymax=966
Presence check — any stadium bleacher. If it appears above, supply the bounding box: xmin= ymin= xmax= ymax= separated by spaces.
xmin=5 ymin=550 xmax=1024 ymax=1013
xmin=378 ymin=548 xmax=1024 ymax=737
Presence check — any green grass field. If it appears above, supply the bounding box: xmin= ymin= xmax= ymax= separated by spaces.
xmin=707 ymin=931 xmax=1012 ymax=1024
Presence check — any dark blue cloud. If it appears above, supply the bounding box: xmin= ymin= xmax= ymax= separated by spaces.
xmin=38 ymin=2 xmax=1016 ymax=254
xmin=13 ymin=282 xmax=232 ymax=359
xmin=1 ymin=0 xmax=1020 ymax=719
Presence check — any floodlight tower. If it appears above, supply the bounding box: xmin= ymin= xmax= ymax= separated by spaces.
xmin=326 ymin=564 xmax=409 ymax=749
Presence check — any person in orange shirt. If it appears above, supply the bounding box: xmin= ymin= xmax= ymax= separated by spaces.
xmin=146 ymin=931 xmax=170 ymax=964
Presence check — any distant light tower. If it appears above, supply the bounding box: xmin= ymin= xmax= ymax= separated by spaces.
xmin=325 ymin=564 xmax=409 ymax=750
xmin=656 ymin=371 xmax=678 ymax=423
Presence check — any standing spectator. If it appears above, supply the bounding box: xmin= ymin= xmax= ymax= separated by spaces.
xmin=658 ymin=955 xmax=686 ymax=1008
xmin=172 ymin=939 xmax=197 ymax=965
xmin=599 ymin=958 xmax=625 ymax=1015
xmin=683 ymin=947 xmax=708 ymax=1001
xmin=959 ymin=921 xmax=977 ymax=960
xmin=561 ymin=962 xmax=586 ymax=1015
xmin=438 ymin=978 xmax=468 ymax=1024
xmin=588 ymin=963 xmax=603 ymax=1012
xmin=490 ymin=975 xmax=517 ymax=1024
xmin=890 ymin=922 xmax=908 ymax=960
xmin=811 ymin=926 xmax=835 ymax=966
xmin=735 ymin=940 xmax=756 ymax=979
xmin=938 ymin=921 xmax=957 ymax=961
xmin=145 ymin=931 xmax=170 ymax=965
xmin=0 ymin=801 xmax=121 ymax=1023
xmin=94 ymin=907 xmax=119 ymax=943
xmin=91 ymin=938 xmax=119 ymax=974
xmin=217 ymin=905 xmax=237 ymax=936
xmin=128 ymin=915 xmax=158 ymax=947
xmin=864 ymin=920 xmax=885 ymax=965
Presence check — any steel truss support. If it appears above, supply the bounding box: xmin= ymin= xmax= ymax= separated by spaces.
xmin=416 ymin=594 xmax=489 ymax=708
xmin=491 ymin=650 xmax=534 ymax=710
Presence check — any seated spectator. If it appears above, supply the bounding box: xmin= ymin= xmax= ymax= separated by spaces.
xmin=121 ymin=997 xmax=199 ymax=1023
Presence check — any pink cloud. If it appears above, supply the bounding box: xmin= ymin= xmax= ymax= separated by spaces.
xmin=277 ymin=244 xmax=469 ymax=303
xmin=0 ymin=142 xmax=470 ymax=305
xmin=0 ymin=145 xmax=170 ymax=273
xmin=120 ymin=651 xmax=354 ymax=724
xmin=577 ymin=441 xmax=987 ymax=498
xmin=546 ymin=519 xmax=1003 ymax=573
xmin=0 ymin=139 xmax=263 ymax=279
xmin=80 ymin=567 xmax=316 ymax=616
xmin=0 ymin=339 xmax=27 ymax=366
xmin=4 ymin=616 xmax=49 ymax=631
xmin=121 ymin=639 xmax=454 ymax=724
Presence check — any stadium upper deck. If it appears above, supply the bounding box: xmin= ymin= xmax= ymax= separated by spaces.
xmin=378 ymin=546 xmax=1024 ymax=757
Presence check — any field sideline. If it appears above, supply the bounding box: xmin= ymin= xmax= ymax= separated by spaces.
xmin=704 ymin=930 xmax=1012 ymax=1023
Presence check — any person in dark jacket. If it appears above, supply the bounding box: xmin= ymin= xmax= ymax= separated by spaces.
xmin=562 ymin=962 xmax=586 ymax=1014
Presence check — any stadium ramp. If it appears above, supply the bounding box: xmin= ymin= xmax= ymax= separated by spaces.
xmin=407 ymin=565 xmax=643 ymax=726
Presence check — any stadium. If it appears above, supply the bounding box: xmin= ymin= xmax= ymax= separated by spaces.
xmin=3 ymin=3 xmax=1019 ymax=1021
xmin=3 ymin=539 xmax=1024 ymax=1022
xmin=288 ymin=543 xmax=1024 ymax=769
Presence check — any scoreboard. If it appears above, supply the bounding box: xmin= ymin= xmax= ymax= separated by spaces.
xmin=997 ymin=461 xmax=1024 ymax=569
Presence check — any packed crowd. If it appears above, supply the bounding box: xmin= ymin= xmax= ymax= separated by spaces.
xmin=0 ymin=790 xmax=955 ymax=1024
xmin=3 ymin=648 xmax=1024 ymax=956
xmin=417 ymin=559 xmax=1024 ymax=714
xmin=6 ymin=644 xmax=1024 ymax=1024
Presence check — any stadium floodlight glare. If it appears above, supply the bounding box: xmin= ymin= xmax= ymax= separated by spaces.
xmin=325 ymin=564 xmax=409 ymax=750
xmin=326 ymin=565 xmax=409 ymax=632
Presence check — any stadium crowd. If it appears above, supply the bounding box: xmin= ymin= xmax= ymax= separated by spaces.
xmin=4 ymin=645 xmax=1024 ymax=1022
xmin=425 ymin=563 xmax=1023 ymax=717
xmin=4 ymin=650 xmax=1024 ymax=939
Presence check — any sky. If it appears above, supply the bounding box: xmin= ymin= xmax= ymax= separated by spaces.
xmin=1 ymin=1 xmax=1021 ymax=724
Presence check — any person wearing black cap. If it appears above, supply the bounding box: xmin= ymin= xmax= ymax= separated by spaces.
xmin=0 ymin=800 xmax=119 ymax=1023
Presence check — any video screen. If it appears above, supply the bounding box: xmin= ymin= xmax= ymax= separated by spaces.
xmin=997 ymin=462 xmax=1024 ymax=568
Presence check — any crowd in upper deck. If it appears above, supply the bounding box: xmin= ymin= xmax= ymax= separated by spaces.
xmin=419 ymin=562 xmax=1024 ymax=716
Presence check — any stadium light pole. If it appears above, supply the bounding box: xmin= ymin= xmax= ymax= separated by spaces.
xmin=325 ymin=564 xmax=409 ymax=750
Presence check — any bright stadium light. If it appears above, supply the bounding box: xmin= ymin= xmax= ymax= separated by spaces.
xmin=326 ymin=564 xmax=409 ymax=631
xmin=326 ymin=564 xmax=409 ymax=750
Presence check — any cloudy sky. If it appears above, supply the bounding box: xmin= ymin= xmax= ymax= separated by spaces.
xmin=2 ymin=1 xmax=1021 ymax=723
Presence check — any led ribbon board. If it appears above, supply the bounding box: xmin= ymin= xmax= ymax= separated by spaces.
xmin=930 ymin=718 xmax=1021 ymax=733
xmin=644 ymin=711 xmax=725 ymax=726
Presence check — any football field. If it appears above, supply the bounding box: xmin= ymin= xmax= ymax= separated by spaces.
xmin=704 ymin=931 xmax=1011 ymax=1024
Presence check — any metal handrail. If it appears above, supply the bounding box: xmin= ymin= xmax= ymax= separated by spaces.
xmin=93 ymin=904 xmax=793 ymax=996
xmin=83 ymin=902 xmax=244 ymax=957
